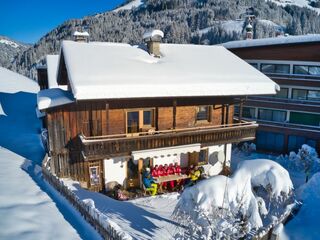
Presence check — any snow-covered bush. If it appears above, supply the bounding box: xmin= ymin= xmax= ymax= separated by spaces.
xmin=173 ymin=159 xmax=294 ymax=239
xmin=240 ymin=142 xmax=257 ymax=155
xmin=277 ymin=144 xmax=320 ymax=182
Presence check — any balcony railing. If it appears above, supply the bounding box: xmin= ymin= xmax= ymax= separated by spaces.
xmin=78 ymin=120 xmax=258 ymax=160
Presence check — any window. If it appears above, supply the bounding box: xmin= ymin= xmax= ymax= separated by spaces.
xmin=127 ymin=109 xmax=155 ymax=133
xmin=275 ymin=88 xmax=288 ymax=99
xmin=308 ymin=90 xmax=320 ymax=101
xmin=89 ymin=166 xmax=100 ymax=185
xmin=292 ymin=89 xmax=320 ymax=101
xmin=198 ymin=149 xmax=208 ymax=165
xmin=293 ymin=65 xmax=320 ymax=76
xmin=127 ymin=111 xmax=139 ymax=133
xmin=242 ymin=107 xmax=255 ymax=119
xmin=292 ymin=89 xmax=308 ymax=100
xmin=258 ymin=108 xmax=286 ymax=122
xmin=234 ymin=105 xmax=239 ymax=116
xmin=249 ymin=63 xmax=258 ymax=69
xmin=290 ymin=112 xmax=320 ymax=126
xmin=288 ymin=135 xmax=316 ymax=152
xmin=196 ymin=106 xmax=210 ymax=121
xmin=256 ymin=131 xmax=285 ymax=152
xmin=261 ymin=64 xmax=290 ymax=74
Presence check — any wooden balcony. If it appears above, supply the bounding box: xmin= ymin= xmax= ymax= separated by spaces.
xmin=78 ymin=120 xmax=258 ymax=161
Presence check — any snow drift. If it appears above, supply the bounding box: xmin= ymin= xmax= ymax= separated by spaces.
xmin=174 ymin=159 xmax=293 ymax=238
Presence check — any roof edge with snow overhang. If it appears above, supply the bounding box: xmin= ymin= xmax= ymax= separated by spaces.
xmin=223 ymin=34 xmax=320 ymax=49
xmin=37 ymin=88 xmax=75 ymax=110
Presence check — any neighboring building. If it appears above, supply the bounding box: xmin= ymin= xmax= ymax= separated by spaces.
xmin=37 ymin=31 xmax=277 ymax=192
xmin=224 ymin=34 xmax=320 ymax=154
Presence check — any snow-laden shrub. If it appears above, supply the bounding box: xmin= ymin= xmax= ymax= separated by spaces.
xmin=277 ymin=144 xmax=320 ymax=181
xmin=173 ymin=159 xmax=293 ymax=239
xmin=240 ymin=142 xmax=257 ymax=155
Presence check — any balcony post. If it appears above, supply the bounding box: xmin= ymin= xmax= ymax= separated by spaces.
xmin=239 ymin=99 xmax=243 ymax=122
xmin=173 ymin=99 xmax=177 ymax=129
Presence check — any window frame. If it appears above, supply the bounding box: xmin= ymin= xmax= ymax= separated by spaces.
xmin=126 ymin=108 xmax=155 ymax=134
xmin=196 ymin=105 xmax=211 ymax=122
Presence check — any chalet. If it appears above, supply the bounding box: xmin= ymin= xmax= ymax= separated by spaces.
xmin=37 ymin=30 xmax=278 ymax=192
xmin=223 ymin=34 xmax=320 ymax=153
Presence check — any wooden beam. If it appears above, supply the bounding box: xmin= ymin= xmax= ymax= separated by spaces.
xmin=239 ymin=99 xmax=243 ymax=122
xmin=173 ymin=99 xmax=177 ymax=129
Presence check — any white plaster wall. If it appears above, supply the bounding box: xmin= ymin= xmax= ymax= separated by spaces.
xmin=206 ymin=144 xmax=231 ymax=176
xmin=152 ymin=152 xmax=189 ymax=167
xmin=104 ymin=157 xmax=127 ymax=190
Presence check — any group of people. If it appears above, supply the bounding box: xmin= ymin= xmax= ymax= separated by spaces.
xmin=142 ymin=163 xmax=202 ymax=196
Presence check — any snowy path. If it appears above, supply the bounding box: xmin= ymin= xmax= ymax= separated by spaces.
xmin=0 ymin=67 xmax=101 ymax=240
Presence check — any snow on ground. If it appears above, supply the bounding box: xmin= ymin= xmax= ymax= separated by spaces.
xmin=283 ymin=172 xmax=320 ymax=239
xmin=63 ymin=178 xmax=181 ymax=240
xmin=266 ymin=0 xmax=320 ymax=14
xmin=0 ymin=67 xmax=101 ymax=240
xmin=113 ymin=0 xmax=143 ymax=12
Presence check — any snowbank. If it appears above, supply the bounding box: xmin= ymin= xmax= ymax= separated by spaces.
xmin=174 ymin=159 xmax=293 ymax=238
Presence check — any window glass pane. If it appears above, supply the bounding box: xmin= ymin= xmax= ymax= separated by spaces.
xmin=292 ymin=89 xmax=308 ymax=100
xmin=199 ymin=149 xmax=208 ymax=164
xmin=127 ymin=111 xmax=139 ymax=133
xmin=290 ymin=112 xmax=320 ymax=126
xmin=308 ymin=66 xmax=320 ymax=75
xmin=258 ymin=109 xmax=272 ymax=121
xmin=234 ymin=105 xmax=239 ymax=115
xmin=272 ymin=110 xmax=286 ymax=122
xmin=197 ymin=106 xmax=209 ymax=121
xmin=249 ymin=63 xmax=258 ymax=69
xmin=275 ymin=88 xmax=288 ymax=98
xmin=261 ymin=64 xmax=289 ymax=74
xmin=293 ymin=65 xmax=309 ymax=75
xmin=242 ymin=107 xmax=255 ymax=118
xmin=275 ymin=64 xmax=290 ymax=74
xmin=307 ymin=90 xmax=320 ymax=101
xmin=143 ymin=110 xmax=152 ymax=125
xmin=89 ymin=166 xmax=100 ymax=185
xmin=261 ymin=64 xmax=274 ymax=73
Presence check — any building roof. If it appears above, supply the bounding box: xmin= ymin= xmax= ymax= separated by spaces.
xmin=46 ymin=55 xmax=67 ymax=90
xmin=223 ymin=34 xmax=320 ymax=49
xmin=59 ymin=40 xmax=279 ymax=100
xmin=37 ymin=88 xmax=74 ymax=110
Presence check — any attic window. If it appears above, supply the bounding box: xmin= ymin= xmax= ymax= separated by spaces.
xmin=196 ymin=106 xmax=210 ymax=121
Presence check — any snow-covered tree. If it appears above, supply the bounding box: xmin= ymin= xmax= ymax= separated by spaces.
xmin=173 ymin=160 xmax=294 ymax=239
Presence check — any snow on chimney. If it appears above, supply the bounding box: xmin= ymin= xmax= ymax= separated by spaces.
xmin=245 ymin=22 xmax=253 ymax=40
xmin=143 ymin=29 xmax=164 ymax=57
xmin=73 ymin=31 xmax=90 ymax=43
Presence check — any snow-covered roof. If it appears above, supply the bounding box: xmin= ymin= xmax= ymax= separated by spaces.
xmin=60 ymin=40 xmax=279 ymax=100
xmin=223 ymin=34 xmax=320 ymax=49
xmin=0 ymin=67 xmax=38 ymax=94
xmin=46 ymin=55 xmax=59 ymax=88
xmin=73 ymin=31 xmax=89 ymax=37
xmin=37 ymin=88 xmax=74 ymax=110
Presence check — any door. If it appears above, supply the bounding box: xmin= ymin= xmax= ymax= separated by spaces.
xmin=127 ymin=111 xmax=139 ymax=133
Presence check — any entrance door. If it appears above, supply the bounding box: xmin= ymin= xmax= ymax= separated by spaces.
xmin=127 ymin=111 xmax=139 ymax=134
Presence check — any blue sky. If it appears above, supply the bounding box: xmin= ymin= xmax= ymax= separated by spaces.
xmin=0 ymin=0 xmax=125 ymax=44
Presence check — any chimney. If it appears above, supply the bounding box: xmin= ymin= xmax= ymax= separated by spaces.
xmin=73 ymin=31 xmax=90 ymax=43
xmin=245 ymin=22 xmax=253 ymax=40
xmin=143 ymin=29 xmax=164 ymax=57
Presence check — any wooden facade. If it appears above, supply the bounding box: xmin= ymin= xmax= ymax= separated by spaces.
xmin=44 ymin=95 xmax=258 ymax=191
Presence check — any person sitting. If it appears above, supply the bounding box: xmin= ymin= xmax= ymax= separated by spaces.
xmin=151 ymin=165 xmax=159 ymax=178
xmin=167 ymin=163 xmax=175 ymax=190
xmin=142 ymin=168 xmax=157 ymax=196
xmin=173 ymin=162 xmax=183 ymax=189
xmin=158 ymin=165 xmax=168 ymax=190
xmin=185 ymin=166 xmax=201 ymax=188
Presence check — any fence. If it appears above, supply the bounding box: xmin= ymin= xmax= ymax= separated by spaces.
xmin=42 ymin=155 xmax=125 ymax=240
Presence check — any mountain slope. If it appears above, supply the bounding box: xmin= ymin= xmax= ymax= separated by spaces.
xmin=8 ymin=0 xmax=320 ymax=79
xmin=0 ymin=36 xmax=29 ymax=68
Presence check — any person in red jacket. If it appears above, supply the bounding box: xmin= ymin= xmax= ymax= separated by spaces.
xmin=173 ymin=162 xmax=183 ymax=189
xmin=151 ymin=165 xmax=159 ymax=178
xmin=161 ymin=164 xmax=168 ymax=190
xmin=167 ymin=163 xmax=175 ymax=190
